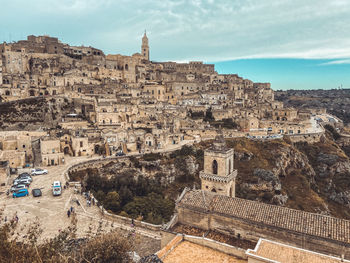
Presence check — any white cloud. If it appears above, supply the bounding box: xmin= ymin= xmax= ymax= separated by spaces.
xmin=319 ymin=59 xmax=350 ymax=66
xmin=1 ymin=0 xmax=350 ymax=61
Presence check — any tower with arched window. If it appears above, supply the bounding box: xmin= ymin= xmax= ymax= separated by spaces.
xmin=141 ymin=31 xmax=149 ymax=61
xmin=199 ymin=133 xmax=237 ymax=197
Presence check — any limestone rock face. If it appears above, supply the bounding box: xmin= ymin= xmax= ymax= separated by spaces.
xmin=272 ymin=146 xmax=316 ymax=180
xmin=272 ymin=194 xmax=289 ymax=205
xmin=330 ymin=191 xmax=350 ymax=206
xmin=184 ymin=156 xmax=198 ymax=175
xmin=235 ymin=151 xmax=253 ymax=161
xmin=315 ymin=152 xmax=350 ymax=207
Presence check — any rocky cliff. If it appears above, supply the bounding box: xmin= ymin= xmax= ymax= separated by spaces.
xmin=223 ymin=132 xmax=350 ymax=219
xmin=0 ymin=97 xmax=76 ymax=130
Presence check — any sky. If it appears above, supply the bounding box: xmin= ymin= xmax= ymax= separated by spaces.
xmin=0 ymin=0 xmax=349 ymax=90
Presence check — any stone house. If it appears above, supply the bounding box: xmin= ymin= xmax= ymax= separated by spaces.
xmin=71 ymin=137 xmax=91 ymax=156
xmin=40 ymin=138 xmax=64 ymax=166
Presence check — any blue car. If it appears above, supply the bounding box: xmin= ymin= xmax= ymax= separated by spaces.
xmin=13 ymin=189 xmax=29 ymax=198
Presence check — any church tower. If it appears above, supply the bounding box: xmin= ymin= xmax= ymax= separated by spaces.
xmin=141 ymin=31 xmax=149 ymax=61
xmin=199 ymin=133 xmax=237 ymax=197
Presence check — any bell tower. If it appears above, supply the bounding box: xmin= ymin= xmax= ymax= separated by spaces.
xmin=199 ymin=133 xmax=237 ymax=197
xmin=141 ymin=30 xmax=149 ymax=61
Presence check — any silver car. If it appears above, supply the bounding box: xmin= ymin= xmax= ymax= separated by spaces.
xmin=13 ymin=179 xmax=31 ymax=186
xmin=31 ymin=168 xmax=48 ymax=175
xmin=10 ymin=184 xmax=27 ymax=192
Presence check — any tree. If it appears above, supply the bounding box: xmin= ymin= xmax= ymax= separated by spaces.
xmin=93 ymin=190 xmax=106 ymax=205
xmin=119 ymin=186 xmax=133 ymax=206
xmin=103 ymin=191 xmax=121 ymax=212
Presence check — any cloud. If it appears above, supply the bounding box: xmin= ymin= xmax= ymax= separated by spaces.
xmin=0 ymin=0 xmax=350 ymax=62
xmin=319 ymin=59 xmax=350 ymax=66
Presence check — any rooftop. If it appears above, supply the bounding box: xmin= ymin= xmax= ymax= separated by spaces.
xmin=178 ymin=190 xmax=350 ymax=244
xmin=247 ymin=239 xmax=350 ymax=263
xmin=161 ymin=240 xmax=246 ymax=263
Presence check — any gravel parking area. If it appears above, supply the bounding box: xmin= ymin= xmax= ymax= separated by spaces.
xmin=0 ymin=156 xmax=161 ymax=257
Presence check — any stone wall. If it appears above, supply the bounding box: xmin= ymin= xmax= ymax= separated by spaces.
xmin=177 ymin=206 xmax=350 ymax=259
xmin=286 ymin=132 xmax=323 ymax=143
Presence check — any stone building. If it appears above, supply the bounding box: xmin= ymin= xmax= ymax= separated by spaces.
xmin=40 ymin=138 xmax=64 ymax=166
xmin=199 ymin=133 xmax=237 ymax=197
xmin=176 ymin=189 xmax=350 ymax=259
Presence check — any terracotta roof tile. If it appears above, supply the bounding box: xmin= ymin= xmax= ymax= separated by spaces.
xmin=178 ymin=191 xmax=350 ymax=244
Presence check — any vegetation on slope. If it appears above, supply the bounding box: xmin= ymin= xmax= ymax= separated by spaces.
xmin=72 ymin=135 xmax=350 ymax=223
xmin=0 ymin=209 xmax=132 ymax=263
xmin=225 ymin=133 xmax=350 ymax=219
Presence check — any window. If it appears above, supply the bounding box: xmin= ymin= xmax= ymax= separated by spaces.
xmin=80 ymin=141 xmax=83 ymax=147
xmin=212 ymin=160 xmax=218 ymax=174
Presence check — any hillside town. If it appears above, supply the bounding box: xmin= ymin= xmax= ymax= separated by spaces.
xmin=0 ymin=34 xmax=328 ymax=177
xmin=0 ymin=34 xmax=349 ymax=263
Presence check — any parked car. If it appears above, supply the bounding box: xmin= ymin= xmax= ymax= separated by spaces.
xmin=18 ymin=172 xmax=31 ymax=178
xmin=16 ymin=175 xmax=32 ymax=182
xmin=115 ymin=151 xmax=125 ymax=156
xmin=32 ymin=188 xmax=42 ymax=197
xmin=31 ymin=168 xmax=48 ymax=175
xmin=52 ymin=181 xmax=62 ymax=196
xmin=13 ymin=179 xmax=31 ymax=186
xmin=13 ymin=188 xmax=29 ymax=198
xmin=10 ymin=184 xmax=27 ymax=192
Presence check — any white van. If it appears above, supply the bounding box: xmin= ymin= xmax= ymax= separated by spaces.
xmin=52 ymin=181 xmax=62 ymax=196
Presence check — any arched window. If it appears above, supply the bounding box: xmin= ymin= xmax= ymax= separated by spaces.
xmin=212 ymin=160 xmax=218 ymax=175
xmin=125 ymin=64 xmax=128 ymax=71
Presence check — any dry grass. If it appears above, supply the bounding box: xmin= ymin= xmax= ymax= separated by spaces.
xmin=0 ymin=207 xmax=132 ymax=263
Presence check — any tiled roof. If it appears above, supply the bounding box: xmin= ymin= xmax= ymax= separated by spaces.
xmin=247 ymin=239 xmax=350 ymax=263
xmin=177 ymin=190 xmax=350 ymax=244
xmin=178 ymin=190 xmax=215 ymax=211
